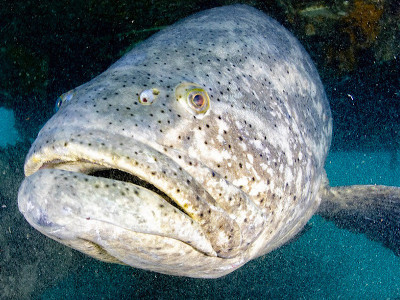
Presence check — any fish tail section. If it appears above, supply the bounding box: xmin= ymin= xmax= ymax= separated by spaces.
xmin=318 ymin=184 xmax=400 ymax=256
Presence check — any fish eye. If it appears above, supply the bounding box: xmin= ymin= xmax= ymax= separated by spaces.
xmin=55 ymin=89 xmax=75 ymax=112
xmin=139 ymin=88 xmax=159 ymax=105
xmin=55 ymin=97 xmax=63 ymax=111
xmin=175 ymin=82 xmax=210 ymax=118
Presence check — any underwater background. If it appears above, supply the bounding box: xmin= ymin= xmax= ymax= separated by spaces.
xmin=0 ymin=0 xmax=399 ymax=298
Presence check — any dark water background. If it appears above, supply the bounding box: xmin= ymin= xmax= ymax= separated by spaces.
xmin=0 ymin=1 xmax=399 ymax=299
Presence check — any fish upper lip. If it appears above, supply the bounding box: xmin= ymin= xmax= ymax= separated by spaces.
xmin=24 ymin=131 xmax=200 ymax=199
xmin=23 ymin=130 xmax=243 ymax=258
xmin=24 ymin=130 xmax=206 ymax=212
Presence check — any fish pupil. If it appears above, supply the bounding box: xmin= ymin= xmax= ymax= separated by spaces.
xmin=192 ymin=94 xmax=204 ymax=107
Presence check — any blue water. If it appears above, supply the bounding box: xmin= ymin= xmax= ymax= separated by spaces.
xmin=35 ymin=151 xmax=399 ymax=299
xmin=0 ymin=107 xmax=19 ymax=147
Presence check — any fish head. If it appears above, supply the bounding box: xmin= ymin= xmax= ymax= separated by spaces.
xmin=18 ymin=4 xmax=331 ymax=278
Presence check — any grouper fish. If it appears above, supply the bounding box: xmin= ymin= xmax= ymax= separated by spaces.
xmin=18 ymin=4 xmax=400 ymax=278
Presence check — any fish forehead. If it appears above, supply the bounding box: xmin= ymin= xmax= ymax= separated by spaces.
xmin=35 ymin=4 xmax=330 ymax=162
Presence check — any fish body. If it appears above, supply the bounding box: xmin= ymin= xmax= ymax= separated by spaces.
xmin=18 ymin=5 xmax=399 ymax=278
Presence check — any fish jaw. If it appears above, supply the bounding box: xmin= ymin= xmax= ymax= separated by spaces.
xmin=18 ymin=129 xmax=261 ymax=276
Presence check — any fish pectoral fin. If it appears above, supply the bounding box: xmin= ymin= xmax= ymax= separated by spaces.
xmin=318 ymin=184 xmax=400 ymax=256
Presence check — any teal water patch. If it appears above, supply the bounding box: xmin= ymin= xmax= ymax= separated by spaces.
xmin=279 ymin=215 xmax=400 ymax=298
xmin=325 ymin=151 xmax=400 ymax=186
xmin=0 ymin=107 xmax=19 ymax=147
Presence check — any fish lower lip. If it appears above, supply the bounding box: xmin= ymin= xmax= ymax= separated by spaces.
xmin=18 ymin=167 xmax=218 ymax=258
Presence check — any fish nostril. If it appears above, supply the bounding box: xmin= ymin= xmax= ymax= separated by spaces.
xmin=138 ymin=88 xmax=160 ymax=105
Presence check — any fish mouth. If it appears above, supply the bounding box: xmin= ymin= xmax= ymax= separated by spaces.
xmin=89 ymin=169 xmax=184 ymax=212
xmin=18 ymin=130 xmax=242 ymax=260
xmin=38 ymin=161 xmax=184 ymax=214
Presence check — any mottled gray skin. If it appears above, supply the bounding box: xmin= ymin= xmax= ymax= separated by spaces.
xmin=18 ymin=5 xmax=332 ymax=278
